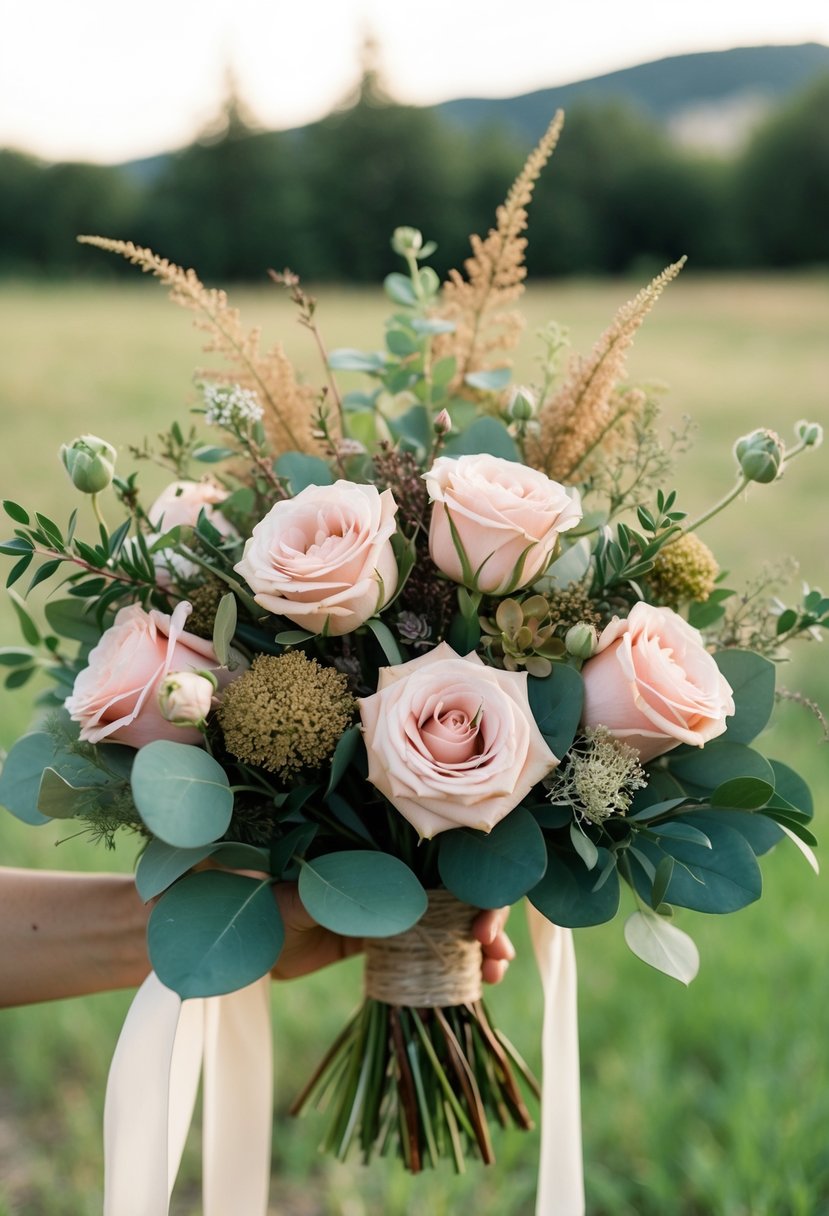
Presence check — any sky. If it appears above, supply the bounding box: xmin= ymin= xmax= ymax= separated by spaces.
xmin=2 ymin=0 xmax=829 ymax=163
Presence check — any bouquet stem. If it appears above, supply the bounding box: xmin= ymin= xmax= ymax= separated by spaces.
xmin=290 ymin=893 xmax=539 ymax=1171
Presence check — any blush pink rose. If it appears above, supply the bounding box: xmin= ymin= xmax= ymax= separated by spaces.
xmin=359 ymin=642 xmax=558 ymax=839
xmin=425 ymin=454 xmax=581 ymax=594
xmin=65 ymin=601 xmax=240 ymax=747
xmin=147 ymin=479 xmax=237 ymax=538
xmin=581 ymin=602 xmax=735 ymax=763
xmin=234 ymin=481 xmax=398 ymax=637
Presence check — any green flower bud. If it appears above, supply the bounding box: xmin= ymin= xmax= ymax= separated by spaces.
xmin=565 ymin=621 xmax=598 ymax=660
xmin=508 ymin=385 xmax=536 ymax=422
xmin=795 ymin=420 xmax=823 ymax=448
xmin=733 ymin=429 xmax=783 ymax=484
xmin=60 ymin=434 xmax=116 ymax=494
xmin=391 ymin=227 xmax=423 ymax=257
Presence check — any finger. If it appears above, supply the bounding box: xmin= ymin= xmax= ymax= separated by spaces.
xmin=471 ymin=906 xmax=509 ymax=947
xmin=481 ymin=956 xmax=509 ymax=986
xmin=483 ymin=931 xmax=515 ymax=963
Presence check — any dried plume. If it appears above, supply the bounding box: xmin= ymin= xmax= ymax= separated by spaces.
xmin=525 ymin=258 xmax=686 ymax=482
xmin=77 ymin=237 xmax=320 ymax=456
xmin=433 ymin=111 xmax=564 ymax=395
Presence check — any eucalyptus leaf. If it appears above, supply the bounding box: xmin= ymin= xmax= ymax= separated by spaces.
xmin=37 ymin=767 xmax=103 ymax=819
xmin=630 ymin=823 xmax=762 ymax=914
xmin=274 ymin=452 xmax=335 ymax=494
xmin=443 ymin=416 xmax=519 ymax=462
xmin=542 ymin=538 xmax=592 ymax=589
xmin=328 ymin=348 xmax=387 ymax=373
xmin=0 ymin=732 xmax=65 ymax=825
xmin=529 ymin=845 xmax=620 ymax=927
xmin=667 ymin=741 xmax=774 ymax=792
xmin=438 ymin=807 xmax=548 ymax=907
xmin=463 ymin=367 xmax=511 ymax=392
xmin=135 ymin=839 xmax=217 ymax=902
xmin=131 ymin=740 xmax=233 ymax=847
xmin=325 ymin=724 xmax=361 ymax=797
xmin=148 ymin=871 xmax=284 ymax=998
xmin=569 ymin=822 xmax=599 ymax=870
xmin=768 ymin=759 xmax=813 ymax=818
xmin=212 ymin=593 xmax=237 ymax=667
xmin=714 ymin=650 xmax=775 ymax=744
xmin=710 ymin=776 xmax=774 ymax=809
xmin=298 ymin=850 xmax=427 ymax=938
xmin=624 ymin=909 xmax=699 ymax=984
xmin=527 ymin=664 xmax=584 ymax=758
xmin=650 ymin=821 xmax=712 ymax=849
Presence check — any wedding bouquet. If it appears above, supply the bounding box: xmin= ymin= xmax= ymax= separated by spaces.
xmin=0 ymin=112 xmax=823 ymax=1182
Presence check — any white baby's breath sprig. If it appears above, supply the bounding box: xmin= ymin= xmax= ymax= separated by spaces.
xmin=200 ymin=381 xmax=264 ymax=428
xmin=546 ymin=726 xmax=647 ymax=825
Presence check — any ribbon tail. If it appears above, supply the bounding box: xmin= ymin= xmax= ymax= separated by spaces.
xmin=202 ymin=975 xmax=273 ymax=1216
xmin=104 ymin=972 xmax=204 ymax=1216
xmin=527 ymin=905 xmax=585 ymax=1216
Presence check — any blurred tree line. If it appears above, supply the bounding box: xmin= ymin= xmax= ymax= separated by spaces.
xmin=1 ymin=70 xmax=828 ymax=282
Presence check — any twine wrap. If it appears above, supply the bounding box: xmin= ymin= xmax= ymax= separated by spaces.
xmin=364 ymin=890 xmax=483 ymax=1007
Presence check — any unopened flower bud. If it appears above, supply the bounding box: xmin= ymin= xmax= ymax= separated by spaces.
xmin=565 ymin=621 xmax=598 ymax=660
xmin=391 ymin=227 xmax=423 ymax=257
xmin=795 ymin=420 xmax=823 ymax=448
xmin=60 ymin=434 xmax=116 ymax=494
xmin=158 ymin=670 xmax=217 ymax=727
xmin=508 ymin=386 xmax=536 ymax=422
xmin=733 ymin=429 xmax=783 ymax=484
xmin=434 ymin=408 xmax=452 ymax=436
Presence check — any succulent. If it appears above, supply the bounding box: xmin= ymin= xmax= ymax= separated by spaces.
xmin=479 ymin=594 xmax=565 ymax=678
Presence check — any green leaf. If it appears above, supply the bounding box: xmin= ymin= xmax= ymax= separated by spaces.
xmin=6 ymin=552 xmax=34 ymax=588
xmin=0 ymin=647 xmax=34 ymax=667
xmin=325 ymin=724 xmax=362 ymax=797
xmin=463 ymin=367 xmax=511 ymax=392
xmin=298 ymin=851 xmax=427 ymax=938
xmin=714 ymin=650 xmax=775 ymax=744
xmin=438 ymin=807 xmax=548 ymax=907
xmin=383 ymin=273 xmax=417 ymax=308
xmin=131 ymin=740 xmax=233 ymax=847
xmin=0 ymin=732 xmax=57 ymax=824
xmin=623 ymin=910 xmax=699 ymax=985
xmin=365 ymin=617 xmax=402 ymax=665
xmin=569 ymin=822 xmax=599 ymax=870
xmin=443 ymin=416 xmax=519 ymax=462
xmin=274 ymin=451 xmax=335 ymax=494
xmin=37 ymin=767 xmax=101 ymax=819
xmin=768 ymin=759 xmax=813 ymax=818
xmin=135 ymin=839 xmax=218 ymax=902
xmin=651 ymin=856 xmax=675 ymax=909
xmin=386 ymin=404 xmax=431 ymax=453
xmin=527 ymin=664 xmax=584 ymax=758
xmin=630 ymin=823 xmax=762 ymax=914
xmin=193 ymin=445 xmax=236 ymax=463
xmin=27 ymin=558 xmax=62 ymax=594
xmin=386 ymin=328 xmax=419 ymax=357
xmin=710 ymin=776 xmax=774 ymax=809
xmin=8 ymin=590 xmax=40 ymax=645
xmin=681 ymin=808 xmax=782 ymax=857
xmin=529 ymin=846 xmax=620 ymax=927
xmin=3 ymin=500 xmax=30 ymax=525
xmin=650 ymin=821 xmax=712 ymax=849
xmin=328 ymin=348 xmax=387 ymax=374
xmin=667 ymin=741 xmax=774 ymax=792
xmin=274 ymin=629 xmax=316 ymax=645
xmin=212 ymin=593 xmax=237 ymax=667
xmin=5 ymin=665 xmax=36 ymax=689
xmin=269 ymin=823 xmax=319 ymax=878
xmin=148 ymin=871 xmax=284 ymax=998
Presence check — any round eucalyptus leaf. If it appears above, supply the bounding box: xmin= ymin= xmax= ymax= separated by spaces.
xmin=668 ymin=741 xmax=774 ymax=793
xmin=0 ymin=732 xmax=73 ymax=825
xmin=298 ymin=850 xmax=427 ymax=938
xmin=624 ymin=910 xmax=699 ymax=985
xmin=527 ymin=664 xmax=584 ymax=758
xmin=529 ymin=846 xmax=620 ymax=928
xmin=710 ymin=776 xmax=774 ymax=809
xmin=148 ymin=871 xmax=284 ymax=998
xmin=131 ymin=740 xmax=233 ymax=847
xmin=629 ymin=823 xmax=762 ymax=914
xmin=135 ymin=840 xmax=218 ymax=903
xmin=438 ymin=807 xmax=548 ymax=908
xmin=714 ymin=649 xmax=775 ymax=743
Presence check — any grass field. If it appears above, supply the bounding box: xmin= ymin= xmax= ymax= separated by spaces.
xmin=0 ymin=274 xmax=827 ymax=1215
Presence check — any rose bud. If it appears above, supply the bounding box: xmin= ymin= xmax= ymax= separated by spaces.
xmin=508 ymin=386 xmax=536 ymax=422
xmin=733 ymin=429 xmax=784 ymax=484
xmin=433 ymin=408 xmax=453 ymax=437
xmin=158 ymin=670 xmax=218 ymax=728
xmin=60 ymin=434 xmax=117 ymax=494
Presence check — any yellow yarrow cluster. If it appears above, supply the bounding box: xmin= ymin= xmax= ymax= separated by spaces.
xmin=649 ymin=532 xmax=719 ymax=606
xmin=219 ymin=652 xmax=355 ymax=778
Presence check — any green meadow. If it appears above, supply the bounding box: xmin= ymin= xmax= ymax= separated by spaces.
xmin=0 ymin=274 xmax=827 ymax=1215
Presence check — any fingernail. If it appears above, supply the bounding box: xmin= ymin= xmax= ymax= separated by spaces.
xmin=504 ymin=936 xmax=515 ymax=960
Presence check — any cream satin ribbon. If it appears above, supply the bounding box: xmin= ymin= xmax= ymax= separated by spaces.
xmin=103 ymin=972 xmax=272 ymax=1216
xmin=103 ymin=913 xmax=583 ymax=1215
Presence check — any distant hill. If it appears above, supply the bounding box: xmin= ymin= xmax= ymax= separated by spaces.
xmin=436 ymin=43 xmax=829 ymax=151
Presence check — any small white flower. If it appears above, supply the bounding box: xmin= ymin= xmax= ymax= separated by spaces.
xmin=201 ymin=382 xmax=264 ymax=428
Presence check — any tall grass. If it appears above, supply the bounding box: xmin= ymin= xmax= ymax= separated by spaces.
xmin=0 ymin=275 xmax=827 ymax=1215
